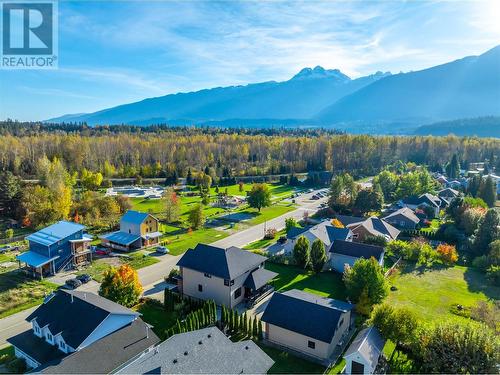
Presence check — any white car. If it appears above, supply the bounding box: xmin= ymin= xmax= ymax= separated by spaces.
xmin=156 ymin=246 xmax=169 ymax=254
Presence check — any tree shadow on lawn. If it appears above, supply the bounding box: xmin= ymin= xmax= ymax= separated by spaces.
xmin=0 ymin=269 xmax=35 ymax=293
xmin=463 ymin=267 xmax=500 ymax=301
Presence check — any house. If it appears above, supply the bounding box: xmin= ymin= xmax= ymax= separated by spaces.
xmin=116 ymin=326 xmax=274 ymax=374
xmin=343 ymin=216 xmax=400 ymax=242
xmin=16 ymin=221 xmax=92 ymax=279
xmin=399 ymin=193 xmax=441 ymax=217
xmin=437 ymin=187 xmax=459 ymax=199
xmin=261 ymin=289 xmax=354 ymax=363
xmin=176 ymin=243 xmax=277 ymax=308
xmin=343 ymin=327 xmax=386 ymax=375
xmin=100 ymin=210 xmax=161 ymax=251
xmin=382 ymin=207 xmax=420 ymax=230
xmin=7 ymin=290 xmax=159 ymax=371
xmin=277 ymin=220 xmax=353 ymax=256
xmin=329 ymin=240 xmax=385 ymax=273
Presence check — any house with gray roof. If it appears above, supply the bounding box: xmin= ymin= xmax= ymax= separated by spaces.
xmin=383 ymin=207 xmax=420 ymax=230
xmin=100 ymin=210 xmax=161 ymax=251
xmin=273 ymin=220 xmax=353 ymax=257
xmin=345 ymin=216 xmax=400 ymax=243
xmin=343 ymin=326 xmax=386 ymax=375
xmin=7 ymin=290 xmax=159 ymax=371
xmin=400 ymin=193 xmax=441 ymax=217
xmin=438 ymin=187 xmax=459 ymax=199
xmin=329 ymin=240 xmax=385 ymax=273
xmin=176 ymin=243 xmax=277 ymax=308
xmin=261 ymin=289 xmax=354 ymax=363
xmin=116 ymin=326 xmax=274 ymax=374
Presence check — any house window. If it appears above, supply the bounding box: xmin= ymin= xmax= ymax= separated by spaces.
xmin=46 ymin=332 xmax=53 ymax=343
xmin=234 ymin=287 xmax=241 ymax=299
xmin=34 ymin=326 xmax=40 ymax=335
xmin=59 ymin=341 xmax=66 ymax=351
xmin=224 ymin=279 xmax=235 ymax=286
xmin=308 ymin=340 xmax=316 ymax=349
xmin=204 ymin=273 xmax=212 ymax=278
xmin=198 ymin=284 xmax=203 ymax=292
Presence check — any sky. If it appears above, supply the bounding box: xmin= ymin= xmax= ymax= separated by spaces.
xmin=1 ymin=0 xmax=499 ymax=121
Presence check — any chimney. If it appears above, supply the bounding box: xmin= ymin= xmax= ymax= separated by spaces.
xmin=71 ymin=293 xmax=74 ymax=303
xmin=146 ymin=325 xmax=149 ymax=339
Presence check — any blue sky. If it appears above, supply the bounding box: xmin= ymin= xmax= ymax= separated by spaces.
xmin=1 ymin=0 xmax=499 ymax=121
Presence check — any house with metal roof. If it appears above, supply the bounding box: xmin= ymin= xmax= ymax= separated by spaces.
xmin=329 ymin=240 xmax=385 ymax=273
xmin=100 ymin=210 xmax=161 ymax=251
xmin=17 ymin=221 xmax=92 ymax=279
xmin=382 ymin=207 xmax=420 ymax=230
xmin=7 ymin=290 xmax=159 ymax=371
xmin=176 ymin=243 xmax=277 ymax=308
xmin=261 ymin=289 xmax=354 ymax=364
xmin=116 ymin=326 xmax=274 ymax=374
xmin=343 ymin=326 xmax=386 ymax=375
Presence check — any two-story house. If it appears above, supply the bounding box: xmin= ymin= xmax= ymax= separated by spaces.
xmin=16 ymin=221 xmax=92 ymax=279
xmin=261 ymin=289 xmax=354 ymax=364
xmin=176 ymin=243 xmax=277 ymax=308
xmin=100 ymin=210 xmax=161 ymax=251
xmin=7 ymin=290 xmax=159 ymax=372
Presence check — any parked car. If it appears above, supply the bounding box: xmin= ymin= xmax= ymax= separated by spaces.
xmin=76 ymin=274 xmax=92 ymax=284
xmin=65 ymin=278 xmax=82 ymax=289
xmin=0 ymin=245 xmax=18 ymax=253
xmin=156 ymin=246 xmax=169 ymax=254
xmin=277 ymin=236 xmax=287 ymax=244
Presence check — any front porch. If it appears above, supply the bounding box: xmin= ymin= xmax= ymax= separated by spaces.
xmin=16 ymin=252 xmax=60 ymax=280
xmin=244 ymin=267 xmax=278 ymax=308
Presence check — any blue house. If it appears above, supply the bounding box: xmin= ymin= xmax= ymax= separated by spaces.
xmin=17 ymin=221 xmax=92 ymax=279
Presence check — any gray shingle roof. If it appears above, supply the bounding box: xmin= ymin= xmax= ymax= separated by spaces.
xmin=243 ymin=268 xmax=277 ymax=290
xmin=383 ymin=207 xmax=420 ymax=224
xmin=7 ymin=329 xmax=66 ymax=365
xmin=39 ymin=318 xmax=160 ymax=374
xmin=335 ymin=215 xmax=365 ymax=226
xmin=177 ymin=244 xmax=267 ymax=280
xmin=349 ymin=217 xmax=400 ymax=240
xmin=261 ymin=290 xmax=353 ymax=343
xmin=116 ymin=327 xmax=274 ymax=374
xmin=329 ymin=240 xmax=384 ymax=259
xmin=344 ymin=326 xmax=385 ymax=367
xmin=26 ymin=290 xmax=138 ymax=349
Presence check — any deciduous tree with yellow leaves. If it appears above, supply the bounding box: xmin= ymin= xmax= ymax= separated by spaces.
xmin=99 ymin=264 xmax=143 ymax=307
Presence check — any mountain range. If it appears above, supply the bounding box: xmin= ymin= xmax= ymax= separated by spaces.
xmin=49 ymin=45 xmax=500 ymax=135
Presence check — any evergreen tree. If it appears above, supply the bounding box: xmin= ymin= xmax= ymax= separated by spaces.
xmin=446 ymin=154 xmax=461 ymax=179
xmin=293 ymin=236 xmax=310 ymax=269
xmin=252 ymin=316 xmax=258 ymax=338
xmin=479 ymin=176 xmax=497 ymax=207
xmin=473 ymin=209 xmax=500 ymax=256
xmin=258 ymin=319 xmax=263 ymax=340
xmin=310 ymin=239 xmax=327 ymax=273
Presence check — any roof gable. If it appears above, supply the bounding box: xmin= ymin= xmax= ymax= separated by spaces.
xmin=177 ymin=244 xmax=267 ymax=279
xmin=27 ymin=290 xmax=138 ymax=348
xmin=26 ymin=221 xmax=85 ymax=247
xmin=261 ymin=290 xmax=352 ymax=343
xmin=344 ymin=327 xmax=385 ymax=366
xmin=383 ymin=207 xmax=419 ymax=224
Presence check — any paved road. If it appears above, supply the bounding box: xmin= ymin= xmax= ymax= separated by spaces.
xmin=0 ymin=190 xmax=325 ymax=347
xmin=213 ymin=191 xmax=328 ymax=248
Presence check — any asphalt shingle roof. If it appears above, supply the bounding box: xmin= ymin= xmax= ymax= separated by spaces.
xmin=7 ymin=330 xmax=66 ymax=365
xmin=40 ymin=318 xmax=160 ymax=374
xmin=383 ymin=207 xmax=420 ymax=224
xmin=26 ymin=290 xmax=138 ymax=349
xmin=177 ymin=244 xmax=267 ymax=280
xmin=26 ymin=221 xmax=85 ymax=247
xmin=261 ymin=290 xmax=353 ymax=343
xmin=329 ymin=240 xmax=384 ymax=260
xmin=349 ymin=217 xmax=400 ymax=240
xmin=344 ymin=326 xmax=385 ymax=368
xmin=243 ymin=268 xmax=277 ymax=290
xmin=116 ymin=327 xmax=274 ymax=374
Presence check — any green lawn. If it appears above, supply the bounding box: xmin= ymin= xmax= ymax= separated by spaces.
xmin=420 ymin=218 xmax=441 ymax=233
xmin=162 ymin=227 xmax=228 ymax=255
xmin=241 ymin=204 xmax=296 ymax=225
xmin=77 ymin=260 xmax=111 ymax=282
xmin=258 ymin=344 xmax=326 ymax=374
xmin=265 ymin=263 xmax=347 ymax=300
xmin=243 ymin=229 xmax=286 ymax=250
xmin=125 ymin=253 xmax=160 ymax=269
xmin=133 ymin=301 xmax=179 ymax=340
xmin=0 ymin=271 xmax=58 ymax=318
xmin=386 ymin=265 xmax=499 ymax=322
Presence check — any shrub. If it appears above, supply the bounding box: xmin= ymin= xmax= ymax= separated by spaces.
xmin=472 ymin=255 xmax=489 ymax=271
xmin=6 ymin=358 xmax=26 ymax=374
xmin=486 ymin=265 xmax=500 ymax=286
xmin=264 ymin=228 xmax=277 ymax=240
xmin=436 ymin=244 xmax=458 ymax=265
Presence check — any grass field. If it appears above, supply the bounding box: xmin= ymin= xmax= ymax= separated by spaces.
xmin=0 ymin=271 xmax=58 ymax=318
xmin=258 ymin=344 xmax=326 ymax=374
xmin=240 ymin=204 xmax=296 ymax=225
xmin=133 ymin=301 xmax=179 ymax=340
xmin=386 ymin=265 xmax=499 ymax=322
xmin=161 ymin=226 xmax=228 ymax=255
xmin=244 ymin=229 xmax=286 ymax=250
xmin=265 ymin=263 xmax=347 ymax=300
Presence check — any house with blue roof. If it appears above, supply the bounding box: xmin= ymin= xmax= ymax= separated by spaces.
xmin=17 ymin=221 xmax=92 ymax=279
xmin=100 ymin=210 xmax=160 ymax=251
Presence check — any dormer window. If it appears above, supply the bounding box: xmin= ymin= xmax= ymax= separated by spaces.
xmin=46 ymin=332 xmax=53 ymax=343
xmin=59 ymin=341 xmax=66 ymax=352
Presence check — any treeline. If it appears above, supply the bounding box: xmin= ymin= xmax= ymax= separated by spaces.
xmin=0 ymin=121 xmax=499 ymax=179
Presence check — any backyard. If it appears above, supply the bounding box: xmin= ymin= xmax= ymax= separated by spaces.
xmin=386 ymin=264 xmax=499 ymax=322
xmin=0 ymin=270 xmax=58 ymax=318
xmin=258 ymin=344 xmax=326 ymax=374
xmin=265 ymin=263 xmax=347 ymax=300
xmin=133 ymin=300 xmax=179 ymax=340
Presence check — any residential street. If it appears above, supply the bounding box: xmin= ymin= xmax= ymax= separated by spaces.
xmin=0 ymin=190 xmax=326 ymax=347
